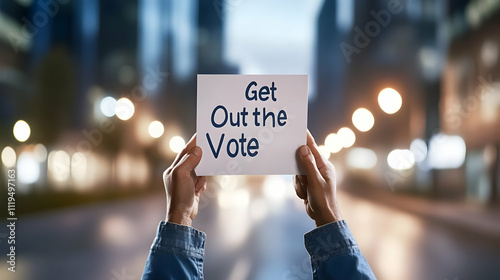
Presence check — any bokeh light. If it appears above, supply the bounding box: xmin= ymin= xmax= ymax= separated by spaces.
xmin=169 ymin=136 xmax=186 ymax=153
xmin=13 ymin=120 xmax=31 ymax=142
xmin=115 ymin=98 xmax=135 ymax=120
xmin=100 ymin=96 xmax=117 ymax=117
xmin=378 ymin=88 xmax=402 ymax=114
xmin=263 ymin=176 xmax=289 ymax=209
xmin=325 ymin=133 xmax=342 ymax=153
xmin=337 ymin=127 xmax=356 ymax=148
xmin=387 ymin=149 xmax=415 ymax=170
xmin=71 ymin=152 xmax=87 ymax=184
xmin=410 ymin=139 xmax=427 ymax=163
xmin=99 ymin=215 xmax=135 ymax=247
xmin=148 ymin=121 xmax=165 ymax=138
xmin=347 ymin=147 xmax=377 ymax=169
xmin=428 ymin=134 xmax=466 ymax=169
xmin=352 ymin=108 xmax=375 ymax=132
xmin=1 ymin=146 xmax=17 ymax=168
xmin=48 ymin=150 xmax=71 ymax=183
xmin=18 ymin=151 xmax=40 ymax=184
xmin=33 ymin=144 xmax=48 ymax=162
xmin=218 ymin=188 xmax=250 ymax=210
xmin=317 ymin=145 xmax=331 ymax=160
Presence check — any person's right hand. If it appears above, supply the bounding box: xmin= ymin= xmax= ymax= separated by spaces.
xmin=294 ymin=131 xmax=343 ymax=227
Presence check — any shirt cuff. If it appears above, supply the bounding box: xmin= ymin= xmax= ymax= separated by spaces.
xmin=150 ymin=221 xmax=206 ymax=259
xmin=304 ymin=220 xmax=360 ymax=263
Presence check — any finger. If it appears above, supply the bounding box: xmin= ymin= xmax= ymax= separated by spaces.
xmin=296 ymin=174 xmax=307 ymax=184
xmin=297 ymin=145 xmax=322 ymax=185
xmin=173 ymin=146 xmax=203 ymax=178
xmin=297 ymin=175 xmax=308 ymax=197
xmin=195 ymin=176 xmax=207 ymax=194
xmin=306 ymin=130 xmax=332 ymax=178
xmin=294 ymin=175 xmax=307 ymax=200
xmin=299 ymin=175 xmax=309 ymax=200
xmin=172 ymin=134 xmax=197 ymax=167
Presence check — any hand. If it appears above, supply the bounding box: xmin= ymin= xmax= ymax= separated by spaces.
xmin=163 ymin=134 xmax=207 ymax=227
xmin=294 ymin=130 xmax=342 ymax=227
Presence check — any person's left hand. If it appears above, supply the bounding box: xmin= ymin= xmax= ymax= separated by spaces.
xmin=163 ymin=134 xmax=207 ymax=227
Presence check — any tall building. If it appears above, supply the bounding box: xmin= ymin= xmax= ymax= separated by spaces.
xmin=197 ymin=0 xmax=237 ymax=74
xmin=310 ymin=0 xmax=350 ymax=142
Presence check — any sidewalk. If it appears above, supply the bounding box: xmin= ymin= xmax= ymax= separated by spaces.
xmin=343 ymin=183 xmax=500 ymax=240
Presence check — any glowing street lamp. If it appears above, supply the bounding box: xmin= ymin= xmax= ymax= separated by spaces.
xmin=148 ymin=121 xmax=165 ymax=138
xmin=378 ymin=88 xmax=402 ymax=114
xmin=115 ymin=98 xmax=135 ymax=120
xmin=13 ymin=120 xmax=31 ymax=142
xmin=1 ymin=146 xmax=16 ymax=168
xmin=387 ymin=149 xmax=415 ymax=170
xmin=352 ymin=108 xmax=375 ymax=132
xmin=325 ymin=133 xmax=342 ymax=153
xmin=317 ymin=145 xmax=331 ymax=160
xmin=100 ymin=96 xmax=117 ymax=117
xmin=169 ymin=136 xmax=186 ymax=153
xmin=337 ymin=127 xmax=356 ymax=148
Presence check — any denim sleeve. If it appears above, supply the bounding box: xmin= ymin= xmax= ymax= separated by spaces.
xmin=304 ymin=220 xmax=376 ymax=280
xmin=141 ymin=221 xmax=206 ymax=280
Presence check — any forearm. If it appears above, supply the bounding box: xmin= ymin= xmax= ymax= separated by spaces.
xmin=305 ymin=220 xmax=376 ymax=280
xmin=141 ymin=222 xmax=206 ymax=280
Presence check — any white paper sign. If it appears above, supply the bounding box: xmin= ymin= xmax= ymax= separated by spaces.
xmin=196 ymin=75 xmax=308 ymax=176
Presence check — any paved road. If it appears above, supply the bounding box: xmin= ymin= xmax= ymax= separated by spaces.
xmin=1 ymin=176 xmax=499 ymax=280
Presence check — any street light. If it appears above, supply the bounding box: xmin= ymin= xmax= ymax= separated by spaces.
xmin=115 ymin=98 xmax=135 ymax=120
xmin=352 ymin=108 xmax=375 ymax=132
xmin=18 ymin=151 xmax=40 ymax=184
xmin=378 ymin=88 xmax=402 ymax=114
xmin=347 ymin=147 xmax=377 ymax=170
xmin=100 ymin=96 xmax=117 ymax=117
xmin=387 ymin=149 xmax=415 ymax=170
xmin=13 ymin=120 xmax=31 ymax=142
xmin=169 ymin=136 xmax=186 ymax=153
xmin=317 ymin=145 xmax=331 ymax=160
xmin=1 ymin=146 xmax=16 ymax=168
xmin=148 ymin=121 xmax=165 ymax=138
xmin=337 ymin=127 xmax=356 ymax=148
xmin=325 ymin=133 xmax=342 ymax=153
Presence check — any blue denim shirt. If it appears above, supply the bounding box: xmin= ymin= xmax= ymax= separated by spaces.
xmin=141 ymin=220 xmax=376 ymax=279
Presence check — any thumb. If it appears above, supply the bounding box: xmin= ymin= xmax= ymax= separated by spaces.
xmin=175 ymin=146 xmax=202 ymax=176
xmin=298 ymin=145 xmax=321 ymax=184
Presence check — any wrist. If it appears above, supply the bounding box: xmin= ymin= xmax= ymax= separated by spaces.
xmin=167 ymin=211 xmax=193 ymax=227
xmin=314 ymin=210 xmax=342 ymax=227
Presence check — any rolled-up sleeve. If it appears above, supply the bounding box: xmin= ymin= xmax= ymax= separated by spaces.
xmin=141 ymin=222 xmax=206 ymax=280
xmin=304 ymin=220 xmax=376 ymax=280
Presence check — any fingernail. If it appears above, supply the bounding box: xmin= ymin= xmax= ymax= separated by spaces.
xmin=191 ymin=146 xmax=202 ymax=157
xmin=300 ymin=146 xmax=309 ymax=157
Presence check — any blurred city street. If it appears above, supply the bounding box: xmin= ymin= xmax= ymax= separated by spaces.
xmin=1 ymin=177 xmax=499 ymax=280
xmin=1 ymin=0 xmax=500 ymax=279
